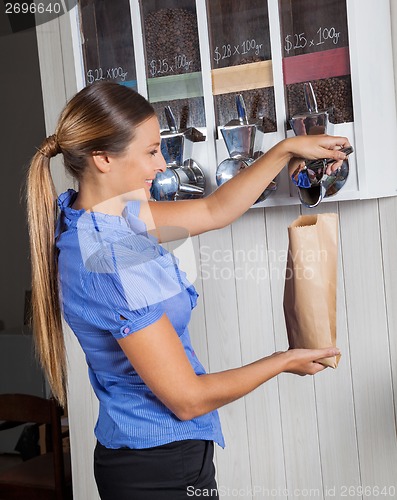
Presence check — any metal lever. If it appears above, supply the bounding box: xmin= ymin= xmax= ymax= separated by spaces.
xmin=179 ymin=183 xmax=205 ymax=195
xmin=305 ymin=146 xmax=354 ymax=170
xmin=236 ymin=94 xmax=249 ymax=125
xmin=164 ymin=106 xmax=178 ymax=132
xmin=304 ymin=82 xmax=318 ymax=114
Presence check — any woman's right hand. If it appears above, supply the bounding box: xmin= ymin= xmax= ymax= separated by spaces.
xmin=118 ymin=313 xmax=341 ymax=421
xmin=273 ymin=347 xmax=341 ymax=376
xmin=283 ymin=134 xmax=350 ymax=164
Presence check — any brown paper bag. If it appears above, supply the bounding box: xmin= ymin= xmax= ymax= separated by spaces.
xmin=283 ymin=213 xmax=340 ymax=368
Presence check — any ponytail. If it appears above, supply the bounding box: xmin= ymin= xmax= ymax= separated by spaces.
xmin=26 ymin=136 xmax=67 ymax=406
xmin=26 ymin=81 xmax=155 ymax=407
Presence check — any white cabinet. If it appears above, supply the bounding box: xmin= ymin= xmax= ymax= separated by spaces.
xmin=70 ymin=0 xmax=397 ymax=205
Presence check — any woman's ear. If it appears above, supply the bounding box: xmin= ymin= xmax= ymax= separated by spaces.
xmin=91 ymin=151 xmax=111 ymax=173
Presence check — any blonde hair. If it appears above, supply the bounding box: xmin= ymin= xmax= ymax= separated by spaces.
xmin=26 ymin=81 xmax=154 ymax=406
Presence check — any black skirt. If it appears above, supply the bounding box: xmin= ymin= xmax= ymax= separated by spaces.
xmin=94 ymin=439 xmax=219 ymax=500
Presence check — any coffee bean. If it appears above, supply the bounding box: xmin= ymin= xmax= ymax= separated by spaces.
xmin=215 ymin=88 xmax=277 ymax=133
xmin=144 ymin=8 xmax=201 ymax=76
xmin=287 ymin=76 xmax=354 ymax=125
xmin=144 ymin=10 xmax=352 ymax=134
xmin=152 ymin=97 xmax=206 ymax=131
xmin=143 ymin=7 xmax=203 ymax=129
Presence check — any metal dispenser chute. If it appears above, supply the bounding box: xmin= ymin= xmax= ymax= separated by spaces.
xmin=216 ymin=95 xmax=277 ymax=204
xmin=289 ymin=82 xmax=350 ymax=208
xmin=290 ymin=81 xmax=329 ymax=136
xmin=150 ymin=106 xmax=206 ymax=201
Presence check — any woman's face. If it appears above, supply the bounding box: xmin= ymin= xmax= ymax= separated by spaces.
xmin=110 ymin=115 xmax=167 ymax=200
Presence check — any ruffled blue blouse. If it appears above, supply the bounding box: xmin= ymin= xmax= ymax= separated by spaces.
xmin=56 ymin=189 xmax=224 ymax=449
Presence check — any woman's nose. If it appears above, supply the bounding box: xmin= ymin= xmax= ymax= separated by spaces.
xmin=157 ymin=152 xmax=167 ymax=172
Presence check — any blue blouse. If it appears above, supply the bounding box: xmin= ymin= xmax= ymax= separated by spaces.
xmin=56 ymin=189 xmax=224 ymax=449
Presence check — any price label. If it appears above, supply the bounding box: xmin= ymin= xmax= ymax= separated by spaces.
xmin=213 ymin=39 xmax=264 ymax=65
xmin=86 ymin=66 xmax=128 ymax=85
xmin=148 ymin=54 xmax=193 ymax=78
xmin=284 ymin=26 xmax=341 ymax=55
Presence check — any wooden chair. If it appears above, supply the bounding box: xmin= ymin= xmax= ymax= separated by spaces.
xmin=0 ymin=394 xmax=72 ymax=500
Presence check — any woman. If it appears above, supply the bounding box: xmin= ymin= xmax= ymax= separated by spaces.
xmin=26 ymin=81 xmax=347 ymax=499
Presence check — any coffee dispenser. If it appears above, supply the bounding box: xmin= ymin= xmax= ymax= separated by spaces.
xmin=290 ymin=82 xmax=329 ymax=136
xmin=215 ymin=95 xmax=277 ymax=204
xmin=289 ymin=82 xmax=350 ymax=208
xmin=150 ymin=106 xmax=206 ymax=201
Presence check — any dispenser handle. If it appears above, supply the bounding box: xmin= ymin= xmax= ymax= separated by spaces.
xmin=164 ymin=106 xmax=178 ymax=132
xmin=179 ymin=183 xmax=205 ymax=195
xmin=304 ymin=82 xmax=318 ymax=114
xmin=236 ymin=94 xmax=249 ymax=125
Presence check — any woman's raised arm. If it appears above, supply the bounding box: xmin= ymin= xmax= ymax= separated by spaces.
xmin=145 ymin=134 xmax=350 ymax=241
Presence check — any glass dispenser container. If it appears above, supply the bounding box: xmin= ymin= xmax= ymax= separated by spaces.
xmin=140 ymin=0 xmax=206 ymax=130
xmin=279 ymin=0 xmax=353 ymax=127
xmin=78 ymin=0 xmax=137 ymax=88
xmin=151 ymin=106 xmax=206 ymax=201
xmin=206 ymin=0 xmax=276 ymax=132
xmin=290 ymin=82 xmax=329 ymax=136
xmin=216 ymin=95 xmax=277 ymax=203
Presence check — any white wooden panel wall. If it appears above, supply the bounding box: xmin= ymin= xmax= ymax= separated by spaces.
xmin=188 ymin=199 xmax=397 ymax=499
xmin=35 ymin=7 xmax=397 ymax=500
xmin=300 ymin=203 xmax=360 ymax=495
xmin=379 ymin=197 xmax=397 ymax=422
xmin=35 ymin=13 xmax=101 ymax=500
xmin=198 ymin=226 xmax=253 ymax=493
xmin=339 ymin=200 xmax=397 ymax=487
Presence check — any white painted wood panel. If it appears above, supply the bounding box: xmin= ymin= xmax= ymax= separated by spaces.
xmin=231 ymin=210 xmax=287 ymax=499
xmin=185 ymin=235 xmax=218 ymax=477
xmin=302 ymin=202 xmax=361 ymax=497
xmin=198 ymin=226 xmax=253 ymax=496
xmin=64 ymin=324 xmax=100 ymax=500
xmin=35 ymin=13 xmax=100 ymax=500
xmin=378 ymin=196 xmax=397 ymax=422
xmin=185 ymin=235 xmax=211 ymax=373
xmin=35 ymin=16 xmax=75 ymax=195
xmin=265 ymin=205 xmax=326 ymax=498
xmin=339 ymin=199 xmax=397 ymax=491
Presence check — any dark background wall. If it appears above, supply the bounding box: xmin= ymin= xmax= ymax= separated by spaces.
xmin=0 ymin=11 xmax=46 ymax=331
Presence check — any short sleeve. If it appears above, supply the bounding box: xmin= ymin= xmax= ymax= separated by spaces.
xmin=77 ymin=217 xmax=185 ymax=339
xmin=84 ymin=268 xmax=166 ymax=339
